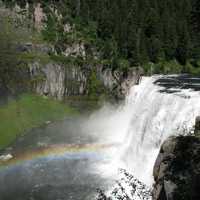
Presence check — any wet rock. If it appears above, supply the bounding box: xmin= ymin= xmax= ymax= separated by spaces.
xmin=0 ymin=154 xmax=13 ymax=162
xmin=164 ymin=180 xmax=177 ymax=200
xmin=153 ymin=137 xmax=177 ymax=182
xmin=37 ymin=142 xmax=48 ymax=147
xmin=152 ymin=117 xmax=200 ymax=200
xmin=161 ymin=137 xmax=177 ymax=154
xmin=119 ymin=67 xmax=144 ymax=98
xmin=98 ymin=68 xmax=117 ymax=91
xmin=194 ymin=116 xmax=200 ymax=135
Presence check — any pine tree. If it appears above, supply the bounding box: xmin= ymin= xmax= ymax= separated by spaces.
xmin=190 ymin=0 xmax=200 ymax=62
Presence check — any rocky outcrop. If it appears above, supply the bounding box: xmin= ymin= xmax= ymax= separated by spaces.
xmin=0 ymin=154 xmax=13 ymax=162
xmin=116 ymin=67 xmax=143 ymax=99
xmin=25 ymin=39 xmax=143 ymax=100
xmin=34 ymin=2 xmax=45 ymax=31
xmin=97 ymin=66 xmax=143 ymax=99
xmin=17 ymin=43 xmax=54 ymax=54
xmin=194 ymin=117 xmax=200 ymax=135
xmin=152 ymin=117 xmax=200 ymax=200
xmin=29 ymin=60 xmax=142 ymax=100
xmin=0 ymin=3 xmax=143 ymax=101
xmin=62 ymin=42 xmax=86 ymax=58
xmin=29 ymin=62 xmax=66 ymax=100
xmin=29 ymin=61 xmax=88 ymax=100
xmin=64 ymin=65 xmax=88 ymax=96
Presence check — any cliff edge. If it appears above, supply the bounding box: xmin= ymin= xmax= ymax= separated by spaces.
xmin=152 ymin=117 xmax=200 ymax=200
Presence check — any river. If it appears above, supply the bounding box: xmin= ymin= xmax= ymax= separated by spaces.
xmin=0 ymin=75 xmax=200 ymax=200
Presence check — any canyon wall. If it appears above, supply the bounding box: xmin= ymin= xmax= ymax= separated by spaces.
xmin=0 ymin=3 xmax=143 ymax=101
xmin=28 ymin=57 xmax=142 ymax=100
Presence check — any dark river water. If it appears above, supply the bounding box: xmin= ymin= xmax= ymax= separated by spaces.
xmin=0 ymin=116 xmax=116 ymax=200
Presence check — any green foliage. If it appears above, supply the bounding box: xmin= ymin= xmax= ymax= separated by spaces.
xmin=0 ymin=94 xmax=78 ymax=150
xmin=62 ymin=0 xmax=199 ymax=73
xmin=50 ymin=54 xmax=85 ymax=66
xmin=0 ymin=13 xmax=27 ymax=91
xmin=184 ymin=61 xmax=200 ymax=75
xmin=74 ymin=20 xmax=98 ymax=44
xmin=88 ymin=70 xmax=105 ymax=99
xmin=2 ymin=0 xmax=200 ymax=77
xmin=115 ymin=58 xmax=130 ymax=72
xmin=42 ymin=9 xmax=64 ymax=43
xmin=50 ymin=54 xmax=72 ymax=64
xmin=143 ymin=60 xmax=184 ymax=75
xmin=19 ymin=53 xmax=86 ymax=67
xmin=19 ymin=52 xmax=51 ymax=64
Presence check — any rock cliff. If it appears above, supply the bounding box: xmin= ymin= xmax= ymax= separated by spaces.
xmin=152 ymin=117 xmax=200 ymax=200
xmin=22 ymin=42 xmax=142 ymax=101
xmin=0 ymin=2 xmax=143 ymax=101
xmin=28 ymin=58 xmax=142 ymax=100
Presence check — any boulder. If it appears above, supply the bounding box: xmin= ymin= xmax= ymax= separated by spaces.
xmin=0 ymin=154 xmax=13 ymax=162
xmin=163 ymin=180 xmax=177 ymax=200
xmin=97 ymin=66 xmax=143 ymax=100
xmin=153 ymin=137 xmax=177 ymax=181
xmin=152 ymin=117 xmax=200 ymax=200
xmin=194 ymin=116 xmax=200 ymax=135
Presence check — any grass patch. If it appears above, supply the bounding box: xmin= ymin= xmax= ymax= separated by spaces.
xmin=184 ymin=61 xmax=200 ymax=76
xmin=50 ymin=54 xmax=85 ymax=66
xmin=0 ymin=94 xmax=78 ymax=150
xmin=19 ymin=52 xmax=51 ymax=64
xmin=30 ymin=31 xmax=46 ymax=44
xmin=143 ymin=60 xmax=184 ymax=75
xmin=19 ymin=53 xmax=85 ymax=67
xmin=50 ymin=54 xmax=73 ymax=65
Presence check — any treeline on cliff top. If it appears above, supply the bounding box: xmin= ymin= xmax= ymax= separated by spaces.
xmin=2 ymin=0 xmax=200 ymax=74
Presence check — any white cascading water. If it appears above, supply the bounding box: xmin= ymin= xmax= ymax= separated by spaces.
xmin=85 ymin=75 xmax=200 ymax=198
xmin=121 ymin=76 xmax=200 ymax=185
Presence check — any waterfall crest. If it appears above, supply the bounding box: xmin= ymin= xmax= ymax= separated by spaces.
xmin=84 ymin=75 xmax=200 ymax=195
xmin=121 ymin=76 xmax=200 ymax=185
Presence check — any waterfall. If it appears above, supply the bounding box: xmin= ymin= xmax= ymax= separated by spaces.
xmin=86 ymin=75 xmax=200 ymax=187
xmin=120 ymin=75 xmax=200 ymax=186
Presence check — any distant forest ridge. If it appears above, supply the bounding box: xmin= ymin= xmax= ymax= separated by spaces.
xmin=2 ymin=0 xmax=200 ymax=73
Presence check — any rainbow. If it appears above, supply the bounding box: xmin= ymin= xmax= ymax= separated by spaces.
xmin=0 ymin=143 xmax=116 ymax=167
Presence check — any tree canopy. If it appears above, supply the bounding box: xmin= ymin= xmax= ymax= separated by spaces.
xmin=2 ymin=0 xmax=200 ymax=73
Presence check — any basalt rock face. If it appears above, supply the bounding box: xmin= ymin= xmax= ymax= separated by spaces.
xmin=29 ymin=62 xmax=65 ymax=100
xmin=0 ymin=3 xmax=143 ymax=101
xmin=29 ymin=61 xmax=142 ymax=100
xmin=29 ymin=61 xmax=88 ymax=100
xmin=152 ymin=118 xmax=200 ymax=200
xmin=97 ymin=66 xmax=143 ymax=100
xmin=194 ymin=117 xmax=200 ymax=135
xmin=25 ymin=41 xmax=142 ymax=100
xmin=116 ymin=67 xmax=143 ymax=99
